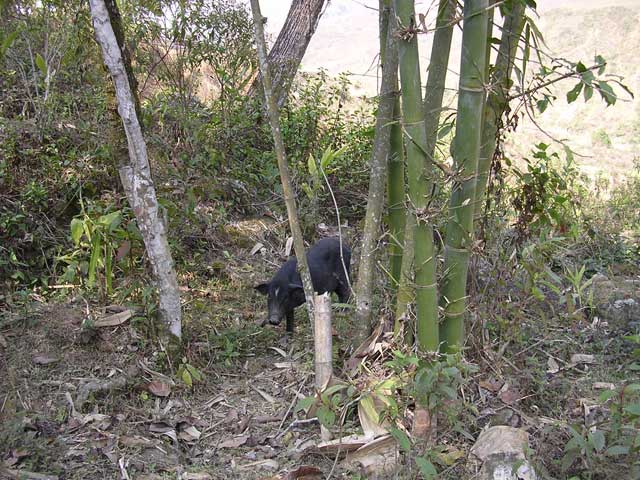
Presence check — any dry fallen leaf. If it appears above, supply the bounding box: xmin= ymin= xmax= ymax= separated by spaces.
xmin=32 ymin=354 xmax=59 ymax=365
xmin=238 ymin=459 xmax=278 ymax=471
xmin=479 ymin=377 xmax=504 ymax=393
xmin=94 ymin=309 xmax=132 ymax=327
xmin=250 ymin=242 xmax=264 ymax=255
xmin=570 ymin=354 xmax=596 ymax=365
xmin=182 ymin=473 xmax=213 ymax=480
xmin=178 ymin=425 xmax=201 ymax=442
xmin=547 ymin=357 xmax=560 ymax=374
xmin=498 ymin=387 xmax=521 ymax=405
xmin=146 ymin=381 xmax=171 ymax=398
xmin=219 ymin=434 xmax=249 ymax=448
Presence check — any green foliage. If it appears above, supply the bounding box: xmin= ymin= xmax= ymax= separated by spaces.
xmin=561 ymin=340 xmax=640 ymax=477
xmin=509 ymin=143 xmax=586 ymax=239
xmin=58 ymin=199 xmax=141 ymax=295
xmin=177 ymin=358 xmax=204 ymax=388
xmin=591 ymin=128 xmax=612 ymax=147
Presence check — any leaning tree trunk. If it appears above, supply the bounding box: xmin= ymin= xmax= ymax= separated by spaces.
xmin=439 ymin=0 xmax=488 ymax=353
xmin=353 ymin=2 xmax=400 ymax=340
xmin=250 ymin=0 xmax=316 ymax=325
xmin=249 ymin=0 xmax=326 ymax=108
xmin=474 ymin=1 xmax=526 ymax=221
xmin=394 ymin=0 xmax=438 ymax=353
xmin=89 ymin=0 xmax=182 ymax=340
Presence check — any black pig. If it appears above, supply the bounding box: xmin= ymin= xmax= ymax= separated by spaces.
xmin=255 ymin=237 xmax=351 ymax=332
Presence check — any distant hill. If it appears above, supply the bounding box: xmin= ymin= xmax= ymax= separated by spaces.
xmin=261 ymin=0 xmax=639 ymax=179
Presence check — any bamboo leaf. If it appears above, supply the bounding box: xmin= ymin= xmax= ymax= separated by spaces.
xmin=307 ymin=154 xmax=318 ymax=177
xmin=88 ymin=234 xmax=101 ymax=287
xmin=70 ymin=218 xmax=84 ymax=245
xmin=35 ymin=53 xmax=47 ymax=76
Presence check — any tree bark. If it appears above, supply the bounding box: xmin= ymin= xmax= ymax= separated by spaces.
xmin=439 ymin=0 xmax=489 ymax=353
xmin=89 ymin=0 xmax=182 ymax=340
xmin=250 ymin=0 xmax=316 ymax=325
xmin=354 ymin=6 xmax=399 ymax=340
xmin=249 ymin=0 xmax=326 ymax=108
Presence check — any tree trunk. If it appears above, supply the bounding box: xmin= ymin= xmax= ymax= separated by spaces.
xmin=394 ymin=0 xmax=439 ymax=353
xmin=354 ymin=3 xmax=399 ymax=341
xmin=249 ymin=0 xmax=326 ymax=108
xmin=439 ymin=0 xmax=489 ymax=353
xmin=90 ymin=0 xmax=182 ymax=340
xmin=250 ymin=0 xmax=316 ymax=325
xmin=474 ymin=1 xmax=526 ymax=221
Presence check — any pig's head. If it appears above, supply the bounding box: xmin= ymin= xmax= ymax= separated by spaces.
xmin=254 ymin=280 xmax=305 ymax=325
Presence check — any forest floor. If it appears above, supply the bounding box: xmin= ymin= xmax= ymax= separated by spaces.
xmin=1 ymin=218 xmax=639 ymax=480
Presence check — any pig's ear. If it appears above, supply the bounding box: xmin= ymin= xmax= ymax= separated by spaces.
xmin=288 ymin=283 xmax=303 ymax=292
xmin=255 ymin=283 xmax=270 ymax=295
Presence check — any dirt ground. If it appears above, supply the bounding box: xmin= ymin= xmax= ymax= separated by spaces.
xmin=1 ymin=222 xmax=639 ymax=479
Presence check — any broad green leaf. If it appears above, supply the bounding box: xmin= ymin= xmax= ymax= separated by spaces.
xmin=0 ymin=30 xmax=18 ymax=56
xmin=596 ymin=81 xmax=616 ymax=106
xmin=181 ymin=367 xmax=193 ymax=387
xmin=294 ymin=396 xmax=316 ymax=414
xmin=35 ymin=53 xmax=47 ymax=76
xmin=70 ymin=218 xmax=84 ymax=245
xmin=186 ymin=364 xmax=203 ymax=381
xmin=566 ymin=82 xmax=583 ymax=103
xmin=589 ymin=430 xmax=605 ymax=452
xmin=99 ymin=210 xmax=122 ymax=230
xmin=583 ymin=84 xmax=593 ymax=101
xmin=316 ymin=405 xmax=335 ymax=428
xmin=595 ymin=54 xmax=606 ymax=74
xmin=623 ymin=383 xmax=640 ymax=394
xmin=415 ymin=457 xmax=437 ymax=478
xmin=323 ymin=383 xmax=348 ymax=397
xmin=623 ymin=403 xmax=640 ymax=416
xmin=606 ymin=445 xmax=629 ymax=456
xmin=389 ymin=426 xmax=411 ymax=452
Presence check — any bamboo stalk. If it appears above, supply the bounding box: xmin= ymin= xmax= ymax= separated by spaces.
xmin=380 ymin=0 xmax=406 ymax=289
xmin=439 ymin=0 xmax=489 ymax=353
xmin=474 ymin=1 xmax=525 ymax=221
xmin=394 ymin=0 xmax=438 ymax=353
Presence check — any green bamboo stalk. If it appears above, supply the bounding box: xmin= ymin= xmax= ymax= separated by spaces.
xmin=439 ymin=0 xmax=489 ymax=353
xmin=474 ymin=1 xmax=525 ymax=220
xmin=381 ymin=0 xmax=406 ymax=289
xmin=393 ymin=211 xmax=415 ymax=341
xmin=423 ymin=0 xmax=456 ymax=162
xmin=393 ymin=0 xmax=438 ymax=353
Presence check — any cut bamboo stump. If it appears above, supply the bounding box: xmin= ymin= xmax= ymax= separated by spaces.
xmin=314 ymin=292 xmax=333 ymax=441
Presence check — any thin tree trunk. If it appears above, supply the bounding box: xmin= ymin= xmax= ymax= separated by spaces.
xmin=249 ymin=0 xmax=326 ymax=108
xmin=394 ymin=0 xmax=438 ymax=353
xmin=474 ymin=1 xmax=526 ymax=221
xmin=380 ymin=0 xmax=405 ymax=290
xmin=439 ymin=0 xmax=489 ymax=353
xmin=90 ymin=0 xmax=182 ymax=340
xmin=354 ymin=5 xmax=399 ymax=340
xmin=250 ymin=0 xmax=316 ymax=325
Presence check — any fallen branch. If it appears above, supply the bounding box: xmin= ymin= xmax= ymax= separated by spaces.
xmin=75 ymin=365 xmax=140 ymax=411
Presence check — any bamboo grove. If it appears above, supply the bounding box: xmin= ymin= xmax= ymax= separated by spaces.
xmin=355 ymin=0 xmax=533 ymax=354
